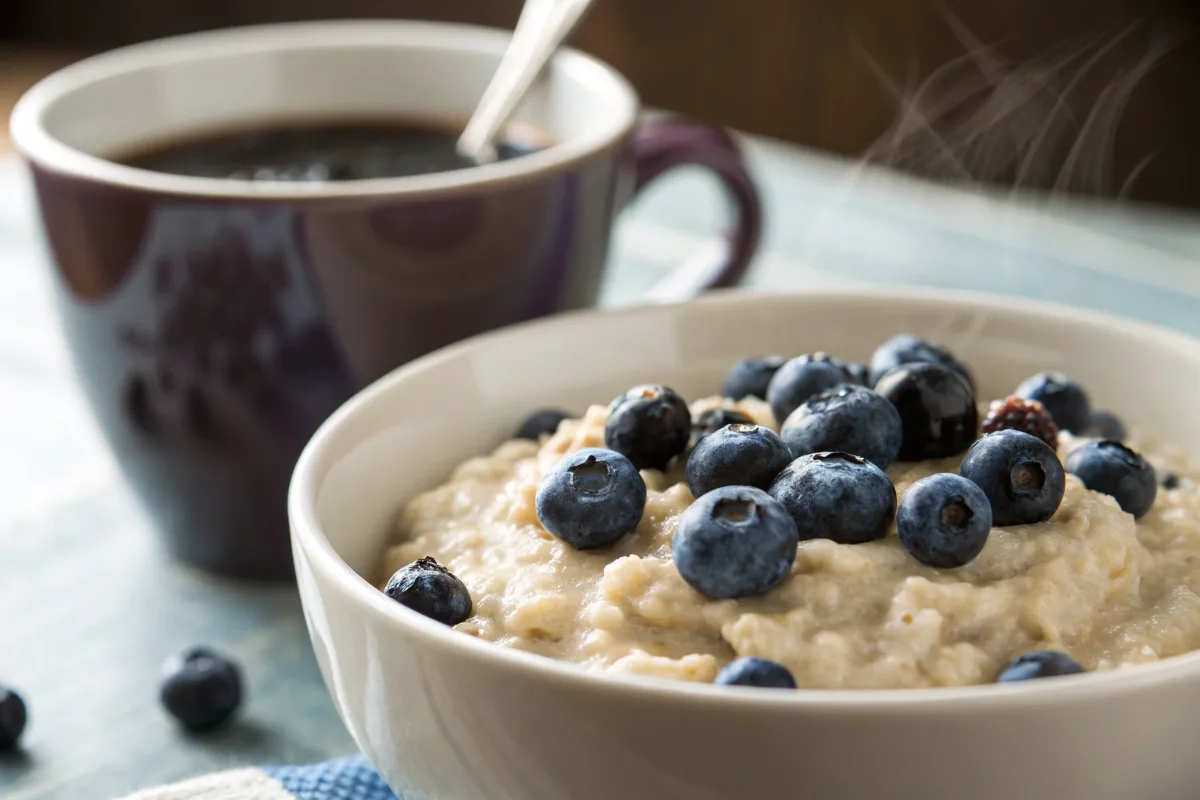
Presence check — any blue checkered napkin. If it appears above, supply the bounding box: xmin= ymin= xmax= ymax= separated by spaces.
xmin=118 ymin=755 xmax=399 ymax=799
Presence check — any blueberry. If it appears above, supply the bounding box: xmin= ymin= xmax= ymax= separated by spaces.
xmin=779 ymin=384 xmax=903 ymax=469
xmin=723 ymin=356 xmax=786 ymax=400
xmin=769 ymin=452 xmax=895 ymax=544
xmin=672 ymin=486 xmax=799 ymax=599
xmin=0 ymin=686 xmax=27 ymax=750
xmin=605 ymin=385 xmax=691 ymax=471
xmin=897 ymin=473 xmax=992 ymax=568
xmin=1015 ymin=372 xmax=1091 ymax=434
xmin=160 ymin=647 xmax=243 ymax=733
xmin=960 ymin=430 xmax=1066 ymax=526
xmin=1085 ymin=410 xmax=1127 ymax=442
xmin=384 ymin=556 xmax=474 ymax=624
xmin=686 ymin=424 xmax=793 ymax=496
xmin=1064 ymin=440 xmax=1157 ymax=518
xmin=714 ymin=657 xmax=797 ymax=689
xmin=690 ymin=407 xmax=755 ymax=449
xmin=515 ymin=408 xmax=570 ymax=441
xmin=875 ymin=362 xmax=979 ymax=461
xmin=869 ymin=334 xmax=974 ymax=390
xmin=831 ymin=358 xmax=870 ymax=387
xmin=536 ymin=448 xmax=647 ymax=549
xmin=1163 ymin=472 xmax=1182 ymax=490
xmin=995 ymin=651 xmax=1086 ymax=682
xmin=766 ymin=354 xmax=851 ymax=424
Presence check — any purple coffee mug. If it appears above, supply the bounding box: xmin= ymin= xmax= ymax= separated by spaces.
xmin=11 ymin=21 xmax=761 ymax=580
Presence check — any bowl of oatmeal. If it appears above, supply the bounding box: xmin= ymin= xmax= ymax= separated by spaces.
xmin=289 ymin=289 xmax=1200 ymax=800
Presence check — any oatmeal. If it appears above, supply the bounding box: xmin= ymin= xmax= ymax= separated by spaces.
xmin=379 ymin=344 xmax=1200 ymax=690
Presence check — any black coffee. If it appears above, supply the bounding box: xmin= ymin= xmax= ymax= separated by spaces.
xmin=119 ymin=119 xmax=548 ymax=181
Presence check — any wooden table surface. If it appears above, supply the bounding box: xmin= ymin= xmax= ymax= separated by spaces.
xmin=1 ymin=50 xmax=1199 ymax=800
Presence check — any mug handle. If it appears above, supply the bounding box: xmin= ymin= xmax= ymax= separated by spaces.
xmin=624 ymin=116 xmax=763 ymax=301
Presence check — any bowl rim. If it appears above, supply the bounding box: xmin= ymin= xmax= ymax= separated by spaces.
xmin=289 ymin=286 xmax=1200 ymax=711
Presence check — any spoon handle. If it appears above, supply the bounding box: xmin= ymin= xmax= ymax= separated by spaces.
xmin=458 ymin=0 xmax=597 ymax=163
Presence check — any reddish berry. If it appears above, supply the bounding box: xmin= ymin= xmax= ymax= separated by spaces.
xmin=982 ymin=396 xmax=1059 ymax=450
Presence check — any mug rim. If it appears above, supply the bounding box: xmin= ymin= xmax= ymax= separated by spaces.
xmin=9 ymin=20 xmax=641 ymax=200
xmin=288 ymin=286 xmax=1200 ymax=712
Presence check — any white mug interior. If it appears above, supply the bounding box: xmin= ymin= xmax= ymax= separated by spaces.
xmin=10 ymin=20 xmax=640 ymax=198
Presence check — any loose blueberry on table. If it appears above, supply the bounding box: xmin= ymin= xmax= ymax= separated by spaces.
xmin=714 ymin=658 xmax=797 ymax=689
xmin=385 ymin=556 xmax=474 ymax=625
xmin=685 ymin=423 xmax=793 ymax=496
xmin=605 ymin=385 xmax=691 ymax=471
xmin=765 ymin=353 xmax=855 ymax=425
xmin=995 ymin=651 xmax=1086 ymax=682
xmin=897 ymin=473 xmax=993 ymax=568
xmin=722 ymin=355 xmax=787 ymax=401
xmin=160 ymin=647 xmax=243 ymax=733
xmin=960 ymin=429 xmax=1066 ymax=526
xmin=779 ymin=383 xmax=903 ymax=469
xmin=0 ymin=685 xmax=27 ymax=750
xmin=1064 ymin=440 xmax=1158 ymax=519
xmin=769 ymin=452 xmax=896 ymax=544
xmin=875 ymin=362 xmax=979 ymax=461
xmin=536 ymin=447 xmax=648 ymax=550
xmin=1015 ymin=372 xmax=1091 ymax=434
xmin=672 ymin=485 xmax=799 ymax=599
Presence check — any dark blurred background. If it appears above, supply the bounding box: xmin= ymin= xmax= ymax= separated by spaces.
xmin=3 ymin=0 xmax=1198 ymax=209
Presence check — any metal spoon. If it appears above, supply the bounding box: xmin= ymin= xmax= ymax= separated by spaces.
xmin=457 ymin=0 xmax=600 ymax=164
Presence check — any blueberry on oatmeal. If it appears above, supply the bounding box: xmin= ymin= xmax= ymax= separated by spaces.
xmin=0 ymin=686 xmax=27 ymax=750
xmin=672 ymin=486 xmax=799 ymax=599
xmin=960 ymin=430 xmax=1065 ymax=526
xmin=769 ymin=452 xmax=896 ymax=544
xmin=1162 ymin=472 xmax=1182 ymax=490
xmin=715 ymin=657 xmax=797 ymax=689
xmin=995 ymin=651 xmax=1086 ymax=682
xmin=605 ymin=385 xmax=691 ymax=471
xmin=779 ymin=384 xmax=903 ymax=469
xmin=766 ymin=354 xmax=851 ymax=424
xmin=690 ymin=407 xmax=755 ymax=449
xmin=868 ymin=334 xmax=974 ymax=390
xmin=536 ymin=448 xmax=648 ymax=549
xmin=831 ymin=357 xmax=870 ymax=387
xmin=981 ymin=396 xmax=1059 ymax=451
xmin=384 ymin=556 xmax=474 ymax=625
xmin=722 ymin=356 xmax=786 ymax=401
xmin=1064 ymin=440 xmax=1157 ymax=519
xmin=1015 ymin=372 xmax=1091 ymax=434
xmin=685 ymin=423 xmax=793 ymax=496
xmin=515 ymin=408 xmax=570 ymax=441
xmin=875 ymin=362 xmax=978 ymax=461
xmin=1085 ymin=410 xmax=1127 ymax=442
xmin=897 ymin=473 xmax=992 ymax=569
xmin=160 ymin=647 xmax=243 ymax=733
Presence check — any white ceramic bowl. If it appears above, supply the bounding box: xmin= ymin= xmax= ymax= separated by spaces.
xmin=289 ymin=289 xmax=1200 ymax=800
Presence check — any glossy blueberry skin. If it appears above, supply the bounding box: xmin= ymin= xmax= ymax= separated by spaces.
xmin=672 ymin=486 xmax=799 ymax=599
xmin=897 ymin=473 xmax=993 ymax=568
xmin=690 ymin=407 xmax=755 ymax=449
xmin=515 ymin=408 xmax=570 ymax=441
xmin=876 ymin=362 xmax=979 ymax=461
xmin=1015 ymin=372 xmax=1091 ymax=434
xmin=722 ymin=356 xmax=786 ymax=400
xmin=536 ymin=447 xmax=647 ymax=549
xmin=769 ymin=452 xmax=896 ymax=544
xmin=714 ymin=657 xmax=797 ymax=689
xmin=1064 ymin=440 xmax=1158 ymax=518
xmin=1085 ymin=410 xmax=1127 ymax=442
xmin=604 ymin=385 xmax=691 ymax=471
xmin=995 ymin=651 xmax=1086 ymax=682
xmin=384 ymin=556 xmax=474 ymax=625
xmin=0 ymin=686 xmax=27 ymax=750
xmin=766 ymin=354 xmax=851 ymax=424
xmin=686 ymin=423 xmax=793 ymax=496
xmin=869 ymin=334 xmax=974 ymax=390
xmin=960 ymin=430 xmax=1066 ymax=526
xmin=780 ymin=384 xmax=903 ymax=469
xmin=160 ymin=647 xmax=243 ymax=733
